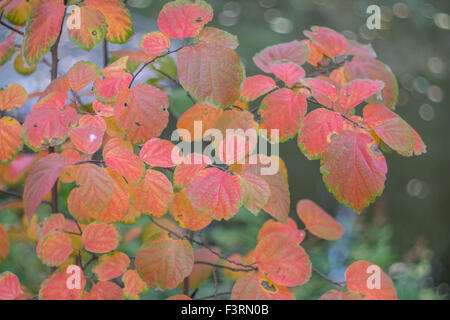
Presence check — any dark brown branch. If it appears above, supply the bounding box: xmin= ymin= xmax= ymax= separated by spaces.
xmin=71 ymin=159 xmax=105 ymax=166
xmin=103 ymin=39 xmax=109 ymax=68
xmin=195 ymin=261 xmax=255 ymax=272
xmin=129 ymin=46 xmax=186 ymax=87
xmin=196 ymin=291 xmax=232 ymax=300
xmin=0 ymin=189 xmax=52 ymax=205
xmin=0 ymin=15 xmax=24 ymax=36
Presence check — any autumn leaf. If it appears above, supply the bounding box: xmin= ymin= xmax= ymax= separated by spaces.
xmin=269 ymin=62 xmax=305 ymax=87
xmin=157 ymin=0 xmax=213 ymax=40
xmin=23 ymin=153 xmax=66 ymax=220
xmin=320 ymin=130 xmax=387 ymax=211
xmin=253 ymin=40 xmax=309 ymax=73
xmin=0 ymin=83 xmax=27 ymax=111
xmin=122 ymin=270 xmax=148 ymax=299
xmin=140 ymin=31 xmax=170 ymax=55
xmin=170 ymin=190 xmax=212 ymax=231
xmin=23 ymin=0 xmax=65 ymax=65
xmin=231 ymin=273 xmax=294 ymax=300
xmin=67 ymin=6 xmax=107 ymax=51
xmin=0 ymin=34 xmax=15 ymax=66
xmin=258 ymin=218 xmax=305 ymax=244
xmin=92 ymin=252 xmax=130 ymax=281
xmin=240 ymin=75 xmax=277 ymax=102
xmin=85 ymin=0 xmax=134 ymax=44
xmin=0 ymin=272 xmax=21 ymax=300
xmin=135 ymin=233 xmax=194 ymax=290
xmin=176 ymin=103 xmax=223 ymax=142
xmin=3 ymin=0 xmax=32 ymax=26
xmin=84 ymin=281 xmax=123 ymax=300
xmin=37 ymin=230 xmax=73 ymax=267
xmin=304 ymin=26 xmax=348 ymax=59
xmin=199 ymin=27 xmax=238 ymax=49
xmin=173 ymin=153 xmax=212 ymax=188
xmin=67 ymin=61 xmax=100 ymax=92
xmin=296 ymin=199 xmax=344 ymax=240
xmin=39 ymin=266 xmax=85 ymax=300
xmin=177 ymin=42 xmax=243 ymax=108
xmin=0 ymin=116 xmax=22 ymax=164
xmin=187 ymin=167 xmax=243 ymax=220
xmin=140 ymin=138 xmax=182 ymax=168
xmin=82 ymin=222 xmax=120 ymax=254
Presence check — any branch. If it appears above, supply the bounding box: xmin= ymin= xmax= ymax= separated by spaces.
xmin=129 ymin=45 xmax=186 ymax=87
xmin=312 ymin=267 xmax=345 ymax=288
xmin=0 ymin=14 xmax=24 ymax=36
xmin=71 ymin=159 xmax=105 ymax=166
xmin=196 ymin=291 xmax=232 ymax=300
xmin=195 ymin=261 xmax=255 ymax=272
xmin=152 ymin=66 xmax=196 ymax=104
xmin=148 ymin=217 xmax=258 ymax=271
xmin=0 ymin=189 xmax=52 ymax=205
xmin=103 ymin=39 xmax=109 ymax=68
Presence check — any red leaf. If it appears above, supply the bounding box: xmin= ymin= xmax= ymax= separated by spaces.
xmin=301 ymin=77 xmax=338 ymax=107
xmin=258 ymin=218 xmax=305 ymax=244
xmin=67 ymin=6 xmax=107 ymax=51
xmin=199 ymin=27 xmax=238 ymax=49
xmin=157 ymin=0 xmax=213 ymax=40
xmin=176 ymin=103 xmax=223 ymax=142
xmin=253 ymin=40 xmax=308 ymax=73
xmin=39 ymin=266 xmax=85 ymax=300
xmin=84 ymin=281 xmax=123 ymax=300
xmin=347 ymin=40 xmax=377 ymax=58
xmin=240 ymin=75 xmax=277 ymax=102
xmin=140 ymin=31 xmax=170 ymax=55
xmin=297 ymin=108 xmax=344 ymax=160
xmin=296 ymin=199 xmax=344 ymax=240
xmin=93 ymin=99 xmax=114 ymax=117
xmin=260 ymin=88 xmax=307 ymax=142
xmin=114 ymin=84 xmax=169 ymax=144
xmin=304 ymin=26 xmax=348 ymax=59
xmin=23 ymin=153 xmax=66 ymax=220
xmin=187 ymin=167 xmax=243 ymax=220
xmin=255 ymin=233 xmax=311 ymax=286
xmin=173 ymin=153 xmax=212 ymax=188
xmin=398 ymin=123 xmax=426 ymax=156
xmin=93 ymin=69 xmax=132 ymax=102
xmin=69 ymin=126 xmax=104 ymax=154
xmin=338 ymin=79 xmax=384 ymax=112
xmin=37 ymin=230 xmax=73 ymax=266
xmin=0 ymin=272 xmax=21 ymax=300
xmin=135 ymin=234 xmax=194 ymax=290
xmin=82 ymin=222 xmax=120 ymax=253
xmin=345 ymin=260 xmax=398 ymax=300
xmin=105 ymin=148 xmax=145 ymax=184
xmin=231 ymin=273 xmax=294 ymax=300
xmin=23 ymin=0 xmax=65 ymax=65
xmin=269 ymin=62 xmax=305 ymax=87
xmin=177 ymin=42 xmax=243 ymax=108
xmin=363 ymin=103 xmax=413 ymax=153
xmin=320 ymin=131 xmax=387 ymax=211
xmin=140 ymin=138 xmax=182 ymax=168
xmin=238 ymin=173 xmax=270 ymax=215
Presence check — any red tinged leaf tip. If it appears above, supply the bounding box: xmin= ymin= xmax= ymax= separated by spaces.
xmin=157 ymin=0 xmax=213 ymax=40
xmin=296 ymin=199 xmax=344 ymax=240
xmin=320 ymin=131 xmax=387 ymax=212
xmin=187 ymin=167 xmax=244 ymax=220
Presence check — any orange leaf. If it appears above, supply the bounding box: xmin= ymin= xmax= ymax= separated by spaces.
xmin=170 ymin=190 xmax=212 ymax=231
xmin=122 ymin=269 xmax=148 ymax=300
xmin=84 ymin=281 xmax=123 ymax=300
xmin=319 ymin=289 xmax=363 ymax=300
xmin=296 ymin=199 xmax=344 ymax=240
xmin=166 ymin=294 xmax=192 ymax=300
xmin=67 ymin=6 xmax=107 ymax=51
xmin=85 ymin=0 xmax=133 ymax=44
xmin=0 ymin=83 xmax=27 ymax=111
xmin=82 ymin=222 xmax=119 ymax=253
xmin=187 ymin=167 xmax=243 ymax=220
xmin=93 ymin=69 xmax=132 ymax=103
xmin=238 ymin=173 xmax=270 ymax=215
xmin=157 ymin=0 xmax=213 ymax=40
xmin=39 ymin=266 xmax=86 ymax=300
xmin=130 ymin=169 xmax=173 ymax=218
xmin=258 ymin=218 xmax=305 ymax=244
xmin=37 ymin=230 xmax=73 ymax=266
xmin=23 ymin=153 xmax=66 ymax=220
xmin=0 ymin=116 xmax=22 ymax=164
xmin=104 ymin=148 xmax=145 ymax=184
xmin=240 ymin=75 xmax=276 ymax=102
xmin=135 ymin=234 xmax=194 ymax=290
xmin=67 ymin=61 xmax=100 ymax=92
xmin=345 ymin=260 xmax=397 ymax=300
xmin=23 ymin=0 xmax=65 ymax=65
xmin=92 ymin=252 xmax=130 ymax=281
xmin=114 ymin=84 xmax=169 ymax=144
xmin=69 ymin=126 xmax=104 ymax=154
xmin=173 ymin=153 xmax=211 ymax=188
xmin=176 ymin=103 xmax=223 ymax=142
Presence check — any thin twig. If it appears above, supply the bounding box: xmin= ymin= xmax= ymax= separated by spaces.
xmin=196 ymin=291 xmax=232 ymax=300
xmin=312 ymin=267 xmax=345 ymax=288
xmin=194 ymin=261 xmax=255 ymax=272
xmin=0 ymin=15 xmax=24 ymax=36
xmin=71 ymin=159 xmax=105 ymax=166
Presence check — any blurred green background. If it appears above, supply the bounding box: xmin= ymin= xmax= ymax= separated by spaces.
xmin=0 ymin=0 xmax=449 ymax=299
